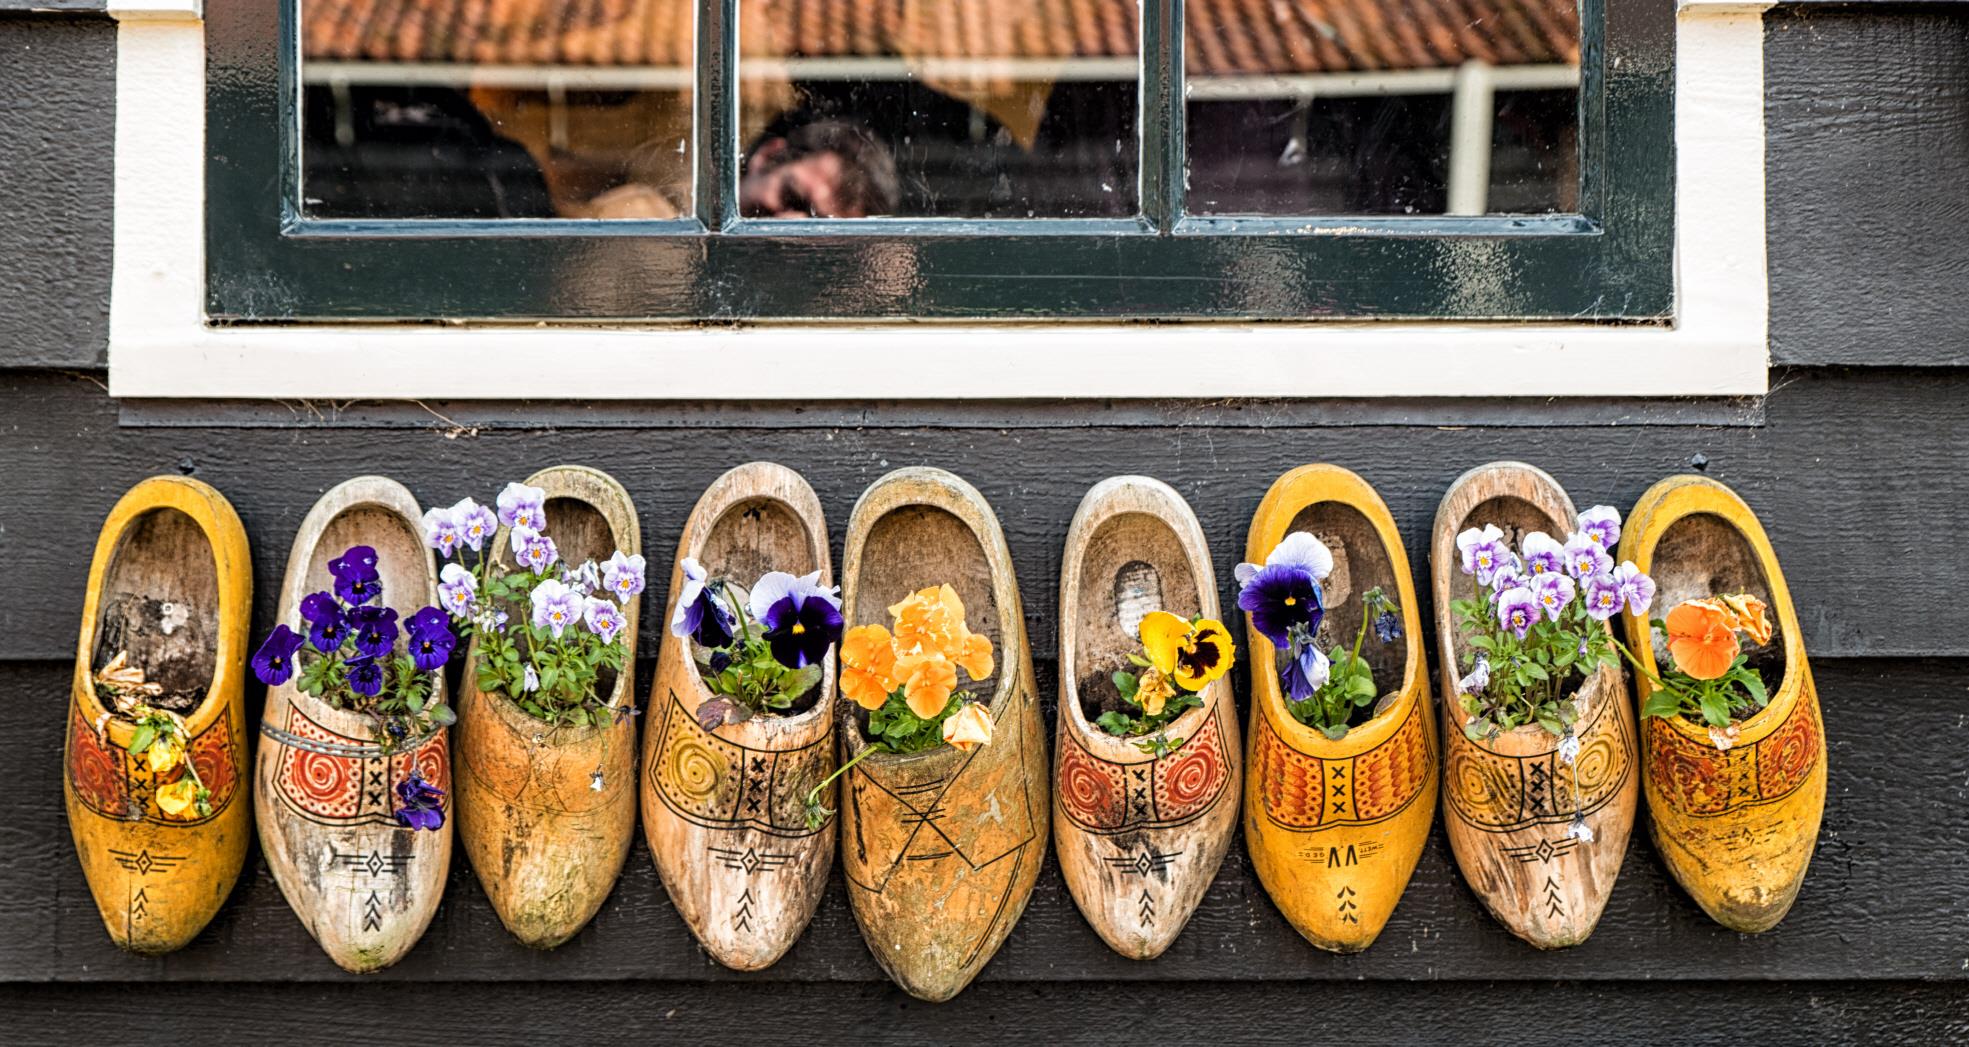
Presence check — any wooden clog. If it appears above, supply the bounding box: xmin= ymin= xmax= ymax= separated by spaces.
xmin=1429 ymin=462 xmax=1637 ymax=949
xmin=643 ymin=462 xmax=836 ymax=971
xmin=255 ymin=476 xmax=451 ymax=973
xmin=1620 ymin=475 xmax=1826 ymax=932
xmin=455 ymin=465 xmax=641 ymax=948
xmin=838 ymin=467 xmax=1048 ymax=1002
xmin=1240 ymin=465 xmax=1435 ymax=953
xmin=67 ymin=476 xmax=252 ymax=954
xmin=1054 ymin=476 xmax=1239 ymax=960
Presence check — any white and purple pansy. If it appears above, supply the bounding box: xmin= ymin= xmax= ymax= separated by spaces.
xmin=1563 ymin=532 xmax=1614 ymax=580
xmin=529 ymin=578 xmax=584 ymax=639
xmin=1521 ymin=531 xmax=1567 ymax=577
xmin=452 ymin=498 xmax=498 ymax=553
xmin=421 ymin=505 xmax=462 ymax=559
xmin=437 ymin=562 xmax=478 ymax=616
xmin=1581 ymin=573 xmax=1624 ymax=621
xmin=1530 ymin=571 xmax=1576 ymax=622
xmin=1456 ymin=524 xmax=1511 ymax=584
xmin=1237 ymin=530 xmax=1335 ymax=586
xmin=1496 ymin=586 xmax=1540 ymax=641
xmin=603 ymin=550 xmax=647 ymax=604
xmin=1577 ymin=505 xmax=1622 ymax=548
xmin=513 ymin=526 xmax=559 ymax=574
xmin=1612 ymin=561 xmax=1656 ymax=616
xmin=496 ymin=482 xmax=547 ymax=531
xmin=583 ymin=597 xmax=626 ymax=645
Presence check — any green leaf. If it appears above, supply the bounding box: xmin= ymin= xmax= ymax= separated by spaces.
xmin=1641 ymin=689 xmax=1682 ymax=720
xmin=1698 ymin=691 xmax=1731 ymax=728
xmin=1466 ymin=635 xmax=1495 ymax=652
xmin=1536 ymin=714 xmax=1564 ymax=736
xmin=1127 ymin=653 xmax=1153 ymax=668
xmin=1094 ymin=711 xmax=1135 ymax=737
xmin=1320 ymin=723 xmax=1349 ymax=740
xmin=1112 ymin=671 xmax=1139 ymax=701
xmin=129 ymin=725 xmax=156 ymax=755
xmin=1740 ymin=668 xmax=1768 ymax=707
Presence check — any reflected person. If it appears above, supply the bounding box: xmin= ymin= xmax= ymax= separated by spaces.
xmin=740 ymin=119 xmax=899 ymax=219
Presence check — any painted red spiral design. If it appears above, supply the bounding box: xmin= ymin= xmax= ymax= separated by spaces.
xmin=1758 ymin=702 xmax=1818 ymax=798
xmin=1057 ymin=745 xmax=1123 ymax=829
xmin=68 ymin=713 xmax=130 ymax=817
xmin=1161 ymin=736 xmax=1224 ymax=809
xmin=290 ymin=748 xmax=353 ymax=809
xmin=188 ymin=725 xmax=234 ymax=809
xmin=408 ymin=733 xmax=450 ymax=800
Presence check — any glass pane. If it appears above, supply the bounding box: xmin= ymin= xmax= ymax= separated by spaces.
xmin=298 ymin=0 xmax=694 ymax=219
xmin=737 ymin=0 xmax=1140 ymax=219
xmin=1185 ymin=1 xmax=1581 ymax=216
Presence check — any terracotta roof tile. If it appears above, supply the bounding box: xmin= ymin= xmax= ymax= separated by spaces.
xmin=302 ymin=0 xmax=1578 ymax=76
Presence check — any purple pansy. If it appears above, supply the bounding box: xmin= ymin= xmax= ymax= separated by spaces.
xmin=420 ymin=505 xmax=462 ymax=559
xmin=251 ymin=625 xmax=305 ymax=686
xmin=512 ymin=526 xmax=559 ymax=575
xmin=602 ymin=550 xmax=647 ymax=605
xmin=669 ymin=557 xmax=735 ymax=648
xmin=1577 ymin=505 xmax=1622 ymax=548
xmin=348 ymin=605 xmax=400 ymax=660
xmin=496 ymin=482 xmax=547 ymax=531
xmin=1489 ymin=559 xmax=1525 ymax=600
xmin=329 ymin=545 xmax=382 ymax=606
xmin=530 ymin=578 xmax=584 ymax=639
xmin=583 ymin=598 xmax=627 ymax=645
xmin=1531 ymin=571 xmax=1576 ymax=622
xmin=451 ymin=498 xmax=497 ymax=553
xmin=1521 ymin=531 xmax=1567 ymax=577
xmin=1582 ymin=573 xmax=1624 ymax=621
xmin=1237 ymin=563 xmax=1323 ymax=648
xmin=1496 ymin=586 xmax=1540 ymax=640
xmin=1374 ymin=610 xmax=1402 ymax=643
xmin=750 ymin=570 xmax=844 ymax=670
xmin=299 ymin=591 xmax=347 ymax=652
xmin=405 ymin=606 xmax=455 ymax=671
xmin=1456 ymin=524 xmax=1512 ymax=584
xmin=345 ymin=657 xmax=384 ymax=697
xmin=437 ymin=562 xmax=477 ymax=616
xmin=1281 ymin=644 xmax=1331 ymax=702
xmin=1563 ymin=533 xmax=1614 ymax=580
xmin=1235 ymin=530 xmax=1335 ymax=587
xmin=394 ymin=770 xmax=446 ymax=831
xmin=1612 ymin=561 xmax=1656 ymax=616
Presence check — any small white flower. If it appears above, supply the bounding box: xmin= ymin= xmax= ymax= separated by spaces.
xmin=1558 ymin=731 xmax=1581 ymax=766
xmin=523 ymin=664 xmax=540 ymax=693
xmin=1566 ymin=814 xmax=1595 ymax=843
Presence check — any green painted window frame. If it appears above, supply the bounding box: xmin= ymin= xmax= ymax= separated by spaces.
xmin=204 ymin=0 xmax=1672 ymax=323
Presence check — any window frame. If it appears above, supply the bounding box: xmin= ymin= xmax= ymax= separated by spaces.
xmin=202 ymin=0 xmax=1671 ymax=323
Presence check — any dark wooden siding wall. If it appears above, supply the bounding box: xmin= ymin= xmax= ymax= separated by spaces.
xmin=3 ymin=5 xmax=1967 ymax=1043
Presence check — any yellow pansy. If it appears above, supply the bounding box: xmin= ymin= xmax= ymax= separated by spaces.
xmin=145 ymin=733 xmax=185 ymax=775
xmin=156 ymin=778 xmax=199 ymax=818
xmin=1139 ymin=611 xmax=1238 ymax=692
xmin=1134 ymin=667 xmax=1177 ymax=717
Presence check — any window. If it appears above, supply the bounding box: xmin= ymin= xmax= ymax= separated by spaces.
xmin=199 ymin=0 xmax=1669 ymax=323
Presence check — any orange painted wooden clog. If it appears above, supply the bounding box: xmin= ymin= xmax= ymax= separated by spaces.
xmin=67 ymin=476 xmax=252 ymax=954
xmin=1620 ymin=475 xmax=1826 ymax=932
xmin=643 ymin=461 xmax=837 ymax=971
xmin=838 ymin=467 xmax=1048 ymax=1002
xmin=456 ymin=465 xmax=641 ymax=949
xmin=1241 ymin=464 xmax=1436 ymax=953
xmin=1429 ymin=462 xmax=1638 ymax=949
xmin=255 ymin=476 xmax=452 ymax=973
xmin=1054 ymin=476 xmax=1240 ymax=960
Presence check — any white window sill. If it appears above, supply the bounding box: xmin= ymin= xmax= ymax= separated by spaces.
xmin=108 ymin=3 xmax=1771 ymax=401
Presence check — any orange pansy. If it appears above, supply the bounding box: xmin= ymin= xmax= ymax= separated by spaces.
xmin=896 ymin=651 xmax=959 ymax=720
xmin=840 ymin=623 xmax=899 ymax=711
xmin=1717 ymin=593 xmax=1774 ymax=646
xmin=890 ymin=584 xmax=994 ymax=682
xmin=941 ymin=701 xmax=994 ymax=752
xmin=1666 ymin=599 xmax=1741 ymax=681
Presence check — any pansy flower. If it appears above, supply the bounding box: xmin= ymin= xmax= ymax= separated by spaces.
xmin=300 ymin=591 xmax=347 ymax=651
xmin=1237 ymin=564 xmax=1322 ymax=648
xmin=346 ymin=657 xmax=384 ymax=697
xmin=1717 ymin=593 xmax=1774 ymax=646
xmin=394 ymin=770 xmax=446 ymax=831
xmin=421 ymin=506 xmax=462 ymax=559
xmin=1139 ymin=611 xmax=1236 ymax=693
xmin=895 ymin=651 xmax=959 ymax=719
xmin=889 ymin=585 xmax=993 ymax=680
xmin=348 ymin=605 xmax=400 ymax=660
xmin=669 ymin=558 xmax=735 ymax=648
xmin=751 ymin=570 xmax=845 ymax=670
xmin=438 ymin=562 xmax=478 ymax=616
xmin=941 ymin=701 xmax=994 ymax=752
xmin=1457 ymin=652 xmax=1492 ymax=696
xmin=1521 ymin=532 xmax=1567 ymax=577
xmin=1612 ymin=561 xmax=1656 ymax=616
xmin=1281 ymin=644 xmax=1331 ymax=702
xmin=512 ymin=526 xmax=559 ymax=575
xmin=1665 ymin=599 xmax=1740 ymax=680
xmin=329 ymin=546 xmax=382 ymax=606
xmin=156 ymin=778 xmax=200 ymax=819
xmin=1563 ymin=533 xmax=1614 ymax=580
xmin=496 ymin=482 xmax=547 ymax=531
xmin=583 ymin=597 xmax=626 ymax=645
xmin=252 ymin=625 xmax=305 ymax=686
xmin=1495 ymin=586 xmax=1540 ymax=640
xmin=839 ymin=624 xmax=899 ymax=710
xmin=1456 ymin=524 xmax=1512 ymax=584
xmin=405 ymin=606 xmax=455 ymax=670
xmin=1374 ymin=610 xmax=1403 ymax=643
xmin=602 ymin=550 xmax=646 ymax=605
xmin=1577 ymin=505 xmax=1622 ymax=548
xmin=530 ymin=578 xmax=584 ymax=639
xmin=1132 ymin=667 xmax=1178 ymax=716
xmin=1581 ymin=573 xmax=1624 ymax=621
xmin=451 ymin=498 xmax=497 ymax=553
xmin=1531 ymin=571 xmax=1576 ymax=622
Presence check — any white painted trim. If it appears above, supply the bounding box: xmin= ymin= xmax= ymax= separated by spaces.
xmin=107 ymin=7 xmax=1771 ymax=400
xmin=107 ymin=0 xmax=201 ymax=22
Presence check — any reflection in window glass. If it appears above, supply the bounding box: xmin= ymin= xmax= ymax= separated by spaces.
xmin=739 ymin=0 xmax=1140 ymax=219
xmin=299 ymin=0 xmax=694 ymax=219
xmin=1185 ymin=0 xmax=1580 ymax=216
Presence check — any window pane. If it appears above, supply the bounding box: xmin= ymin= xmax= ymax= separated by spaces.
xmin=1185 ymin=1 xmax=1580 ymax=216
xmin=737 ymin=0 xmax=1140 ymax=219
xmin=299 ymin=0 xmax=694 ymax=220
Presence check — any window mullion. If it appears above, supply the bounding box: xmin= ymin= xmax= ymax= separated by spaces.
xmin=695 ymin=0 xmax=737 ymax=231
xmin=1141 ymin=0 xmax=1186 ymax=231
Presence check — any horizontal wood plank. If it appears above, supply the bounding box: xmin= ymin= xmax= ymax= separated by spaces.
xmin=5 ymin=657 xmax=1965 ymax=983
xmin=5 ymin=367 xmax=1965 ymax=661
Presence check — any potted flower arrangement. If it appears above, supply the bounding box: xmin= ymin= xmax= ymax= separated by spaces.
xmin=833 ymin=467 xmax=1048 ymax=1003
xmin=1428 ymin=461 xmax=1640 ymax=950
xmin=253 ymin=477 xmax=452 ymax=973
xmin=642 ymin=462 xmax=844 ymax=972
xmin=1617 ymin=474 xmax=1825 ymax=932
xmin=1053 ymin=476 xmax=1242 ymax=960
xmin=1238 ymin=465 xmax=1436 ymax=954
xmin=66 ymin=476 xmax=252 ymax=955
xmin=439 ymin=467 xmax=644 ymax=949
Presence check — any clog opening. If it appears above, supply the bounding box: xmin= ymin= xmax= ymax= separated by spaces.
xmin=494 ymin=495 xmax=621 ymax=704
xmin=1287 ymin=501 xmax=1407 ymax=725
xmin=849 ymin=504 xmax=1000 ymax=741
xmin=92 ymin=507 xmax=219 ymax=715
xmin=700 ymin=496 xmax=825 ymax=717
xmin=1070 ymin=510 xmax=1201 ymax=729
xmin=1650 ymin=510 xmax=1787 ymax=714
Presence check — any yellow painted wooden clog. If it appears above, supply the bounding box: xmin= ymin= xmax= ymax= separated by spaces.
xmin=67 ymin=476 xmax=253 ymax=954
xmin=1241 ymin=464 xmax=1436 ymax=953
xmin=1620 ymin=475 xmax=1826 ymax=932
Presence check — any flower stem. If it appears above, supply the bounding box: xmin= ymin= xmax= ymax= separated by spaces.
xmin=802 ymin=743 xmax=876 ymax=825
